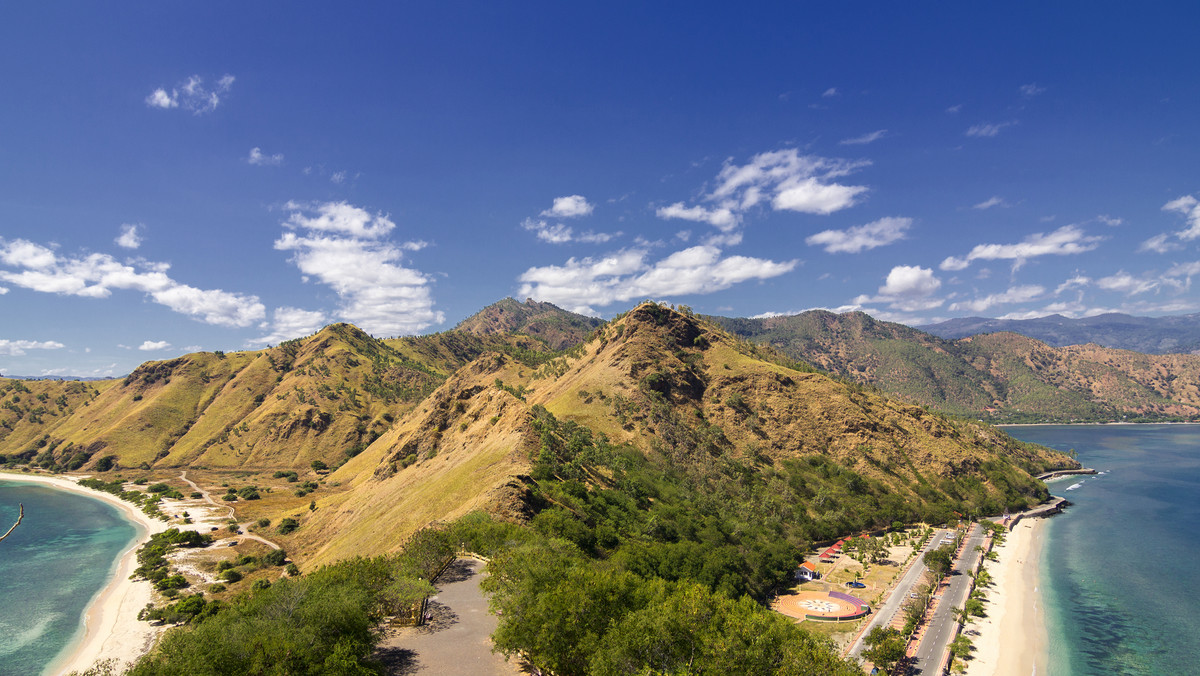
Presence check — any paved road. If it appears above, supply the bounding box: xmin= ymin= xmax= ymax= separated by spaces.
xmin=911 ymin=524 xmax=985 ymax=674
xmin=376 ymin=558 xmax=520 ymax=676
xmin=848 ymin=529 xmax=951 ymax=660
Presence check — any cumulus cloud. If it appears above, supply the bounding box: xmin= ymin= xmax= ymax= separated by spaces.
xmin=115 ymin=223 xmax=142 ymax=249
xmin=839 ymin=129 xmax=887 ymax=145
xmin=655 ymin=203 xmax=740 ymax=231
xmin=1164 ymin=194 xmax=1200 ymax=239
xmin=248 ymin=147 xmax=284 ymax=166
xmin=657 ymin=148 xmax=870 ymax=239
xmin=966 ymin=121 xmax=1017 ymax=137
xmin=0 ymin=339 xmax=65 ymax=357
xmin=522 ymin=218 xmax=620 ymax=245
xmin=973 ymin=196 xmax=1007 ymax=210
xmin=948 ymin=285 xmax=1045 ymax=312
xmin=145 ymin=74 xmax=234 ymax=115
xmin=517 ymin=245 xmax=797 ymax=315
xmin=1139 ymin=233 xmax=1181 ymax=253
xmin=541 ymin=195 xmax=594 ymax=219
xmin=1055 ymin=275 xmax=1091 ymax=294
xmin=822 ymin=87 xmax=839 ymax=98
xmin=277 ymin=201 xmax=443 ymax=336
xmin=805 ymin=216 xmax=911 ymax=253
xmin=0 ymin=238 xmax=265 ymax=327
xmin=138 ymin=340 xmax=171 ymax=351
xmin=1020 ymin=83 xmax=1047 ymax=97
xmin=946 ymin=104 xmax=963 ymax=114
xmin=852 ymin=265 xmax=944 ymax=312
xmin=1096 ymin=271 xmax=1159 ymax=295
xmin=939 ymin=225 xmax=1103 ymax=271
xmin=252 ymin=306 xmax=328 ymax=345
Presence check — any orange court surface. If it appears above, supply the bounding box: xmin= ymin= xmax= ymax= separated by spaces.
xmin=773 ymin=591 xmax=868 ymax=622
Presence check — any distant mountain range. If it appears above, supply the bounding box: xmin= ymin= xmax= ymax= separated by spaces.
xmin=707 ymin=310 xmax=1200 ymax=423
xmin=918 ymin=313 xmax=1200 ymax=354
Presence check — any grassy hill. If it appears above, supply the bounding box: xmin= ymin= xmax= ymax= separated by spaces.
xmin=296 ymin=303 xmax=1075 ymax=565
xmin=454 ymin=297 xmax=604 ymax=350
xmin=709 ymin=310 xmax=1200 ymax=422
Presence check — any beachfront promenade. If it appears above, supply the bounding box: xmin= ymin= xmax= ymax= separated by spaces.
xmin=846 ymin=529 xmax=951 ymax=661
xmin=910 ymin=524 xmax=985 ymax=674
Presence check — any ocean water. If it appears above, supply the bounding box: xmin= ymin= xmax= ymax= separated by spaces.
xmin=1005 ymin=425 xmax=1200 ymax=675
xmin=0 ymin=479 xmax=141 ymax=676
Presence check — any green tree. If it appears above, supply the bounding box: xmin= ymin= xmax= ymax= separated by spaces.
xmin=923 ymin=544 xmax=955 ymax=578
xmin=862 ymin=626 xmax=907 ymax=674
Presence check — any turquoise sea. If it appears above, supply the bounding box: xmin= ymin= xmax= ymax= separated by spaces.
xmin=0 ymin=478 xmax=141 ymax=676
xmin=1005 ymin=425 xmax=1200 ymax=675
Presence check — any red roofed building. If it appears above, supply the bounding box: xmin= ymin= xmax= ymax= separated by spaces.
xmin=795 ymin=561 xmax=820 ymax=581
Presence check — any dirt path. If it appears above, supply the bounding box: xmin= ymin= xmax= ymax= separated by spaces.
xmin=375 ymin=558 xmax=522 ymax=676
xmin=178 ymin=471 xmax=280 ymax=550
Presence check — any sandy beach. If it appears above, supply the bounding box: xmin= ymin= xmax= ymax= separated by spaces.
xmin=963 ymin=517 xmax=1049 ymax=676
xmin=0 ymin=472 xmax=167 ymax=675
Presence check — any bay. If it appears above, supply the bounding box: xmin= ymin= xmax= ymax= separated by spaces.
xmin=0 ymin=479 xmax=139 ymax=676
xmin=1005 ymin=424 xmax=1200 ymax=675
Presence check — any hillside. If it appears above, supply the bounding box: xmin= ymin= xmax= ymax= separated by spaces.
xmin=454 ymin=297 xmax=604 ymax=349
xmin=919 ymin=312 xmax=1200 ymax=354
xmin=0 ymin=324 xmax=560 ymax=472
xmin=298 ymin=303 xmax=1076 ymax=564
xmin=710 ymin=310 xmax=1200 ymax=422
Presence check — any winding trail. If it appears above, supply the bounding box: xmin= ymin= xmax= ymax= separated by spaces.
xmin=178 ymin=471 xmax=280 ymax=550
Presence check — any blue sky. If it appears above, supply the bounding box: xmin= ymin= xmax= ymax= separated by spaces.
xmin=2 ymin=2 xmax=1199 ymax=376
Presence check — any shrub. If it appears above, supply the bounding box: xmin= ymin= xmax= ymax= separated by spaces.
xmin=277 ymin=518 xmax=300 ymax=535
xmin=220 ymin=570 xmax=243 ymax=583
xmin=264 ymin=549 xmax=288 ymax=566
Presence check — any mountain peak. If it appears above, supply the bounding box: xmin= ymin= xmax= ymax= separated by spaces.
xmin=455 ymin=297 xmax=604 ymax=350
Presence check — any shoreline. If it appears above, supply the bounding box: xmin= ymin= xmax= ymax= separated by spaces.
xmin=963 ymin=517 xmax=1049 ymax=676
xmin=0 ymin=472 xmax=167 ymax=675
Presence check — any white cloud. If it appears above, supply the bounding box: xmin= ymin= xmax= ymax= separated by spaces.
xmin=655 ymin=203 xmax=740 ymax=230
xmin=277 ymin=201 xmax=443 ymax=335
xmin=852 ymin=265 xmax=944 ymax=312
xmin=966 ymin=121 xmax=1017 ymax=138
xmin=145 ymin=74 xmax=234 ymax=115
xmin=145 ymin=88 xmax=177 ymax=109
xmin=138 ymin=340 xmax=171 ymax=351
xmin=541 ymin=195 xmax=594 ymax=218
xmin=517 ymin=245 xmax=797 ymax=314
xmin=248 ymin=147 xmax=284 ymax=166
xmin=822 ymin=87 xmax=839 ymax=98
xmin=1055 ymin=275 xmax=1091 ymax=294
xmin=946 ymin=104 xmax=963 ymax=114
xmin=284 ymin=200 xmax=395 ymax=238
xmin=0 ymin=238 xmax=265 ymax=327
xmin=0 ymin=339 xmax=65 ymax=357
xmin=657 ymin=148 xmax=871 ymax=236
xmin=938 ymin=225 xmax=1103 ymax=271
xmin=330 ymin=171 xmax=347 ymax=184
xmin=115 ymin=223 xmax=142 ymax=249
xmin=805 ymin=216 xmax=911 ymax=253
xmin=521 ymin=218 xmax=620 ymax=245
xmin=1097 ymin=214 xmax=1123 ymax=226
xmin=1164 ymin=194 xmax=1200 ymax=239
xmin=1166 ymin=261 xmax=1200 ymax=279
xmin=839 ymin=129 xmax=887 ymax=145
xmin=1139 ymin=233 xmax=1181 ymax=253
xmin=948 ymin=285 xmax=1044 ymax=312
xmin=973 ymin=196 xmax=1007 ymax=210
xmin=1096 ymin=271 xmax=1158 ymax=295
xmin=1020 ymin=83 xmax=1047 ymax=97
xmin=252 ymin=307 xmax=328 ymax=345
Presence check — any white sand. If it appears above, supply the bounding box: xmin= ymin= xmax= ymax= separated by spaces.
xmin=1 ymin=472 xmax=168 ymax=675
xmin=964 ymin=518 xmax=1049 ymax=676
